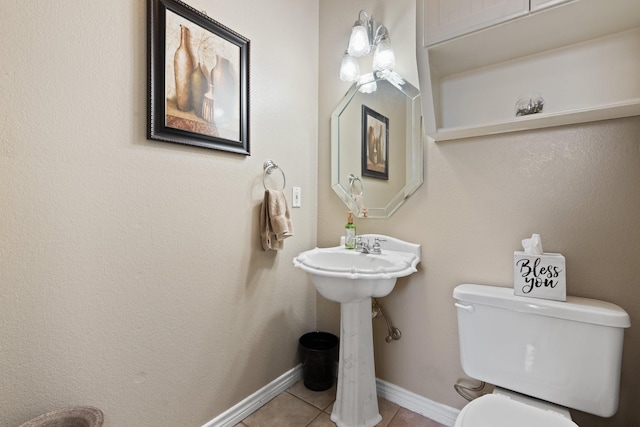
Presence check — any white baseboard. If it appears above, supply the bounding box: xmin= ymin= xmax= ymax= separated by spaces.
xmin=201 ymin=365 xmax=303 ymax=427
xmin=376 ymin=378 xmax=460 ymax=427
xmin=201 ymin=365 xmax=460 ymax=427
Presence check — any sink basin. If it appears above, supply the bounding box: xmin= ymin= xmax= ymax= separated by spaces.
xmin=293 ymin=234 xmax=420 ymax=303
xmin=294 ymin=234 xmax=421 ymax=426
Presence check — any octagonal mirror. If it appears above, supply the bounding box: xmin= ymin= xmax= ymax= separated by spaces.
xmin=331 ymin=71 xmax=423 ymax=219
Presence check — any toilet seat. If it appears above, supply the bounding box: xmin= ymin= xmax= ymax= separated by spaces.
xmin=454 ymin=394 xmax=579 ymax=427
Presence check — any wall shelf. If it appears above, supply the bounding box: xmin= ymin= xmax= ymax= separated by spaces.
xmin=430 ymin=98 xmax=640 ymax=141
xmin=417 ymin=0 xmax=640 ymax=141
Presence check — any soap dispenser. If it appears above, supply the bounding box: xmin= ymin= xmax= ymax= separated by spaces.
xmin=345 ymin=211 xmax=356 ymax=249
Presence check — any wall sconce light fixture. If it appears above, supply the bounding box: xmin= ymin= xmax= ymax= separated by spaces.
xmin=340 ymin=10 xmax=396 ymax=89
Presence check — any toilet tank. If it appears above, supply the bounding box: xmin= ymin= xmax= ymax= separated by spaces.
xmin=453 ymin=284 xmax=630 ymax=417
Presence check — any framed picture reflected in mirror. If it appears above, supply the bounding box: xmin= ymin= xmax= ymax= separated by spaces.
xmin=361 ymin=105 xmax=389 ymax=180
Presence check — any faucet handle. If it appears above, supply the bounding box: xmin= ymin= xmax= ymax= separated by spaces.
xmin=373 ymin=237 xmax=386 ymax=246
xmin=372 ymin=237 xmax=385 ymax=253
xmin=356 ymin=236 xmax=371 ymax=253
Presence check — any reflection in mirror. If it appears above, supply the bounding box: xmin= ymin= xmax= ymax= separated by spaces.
xmin=331 ymin=72 xmax=423 ymax=218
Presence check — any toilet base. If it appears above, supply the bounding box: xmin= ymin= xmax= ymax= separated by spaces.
xmin=454 ymin=388 xmax=578 ymax=427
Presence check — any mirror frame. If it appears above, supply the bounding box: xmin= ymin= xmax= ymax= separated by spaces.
xmin=331 ymin=72 xmax=423 ymax=218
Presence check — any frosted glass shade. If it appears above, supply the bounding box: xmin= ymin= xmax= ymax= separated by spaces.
xmin=347 ymin=25 xmax=370 ymax=57
xmin=372 ymin=41 xmax=395 ymax=71
xmin=340 ymin=53 xmax=360 ymax=82
xmin=358 ymin=74 xmax=377 ymax=93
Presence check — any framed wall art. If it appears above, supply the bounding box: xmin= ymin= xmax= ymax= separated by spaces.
xmin=148 ymin=0 xmax=250 ymax=155
xmin=361 ymin=105 xmax=389 ymax=180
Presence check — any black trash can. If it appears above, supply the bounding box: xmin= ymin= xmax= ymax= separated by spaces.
xmin=299 ymin=332 xmax=339 ymax=391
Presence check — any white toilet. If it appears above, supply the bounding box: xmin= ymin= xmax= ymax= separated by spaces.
xmin=453 ymin=284 xmax=630 ymax=427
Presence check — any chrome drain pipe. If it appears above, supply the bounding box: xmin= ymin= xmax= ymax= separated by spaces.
xmin=372 ymin=298 xmax=401 ymax=343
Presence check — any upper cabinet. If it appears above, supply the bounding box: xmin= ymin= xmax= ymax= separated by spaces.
xmin=424 ymin=0 xmax=530 ymax=46
xmin=529 ymin=0 xmax=571 ymax=11
xmin=417 ymin=0 xmax=640 ymax=141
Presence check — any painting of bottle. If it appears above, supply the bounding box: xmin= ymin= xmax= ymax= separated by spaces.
xmin=174 ymin=25 xmax=194 ymax=111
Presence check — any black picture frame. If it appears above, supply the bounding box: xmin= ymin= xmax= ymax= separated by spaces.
xmin=361 ymin=105 xmax=389 ymax=180
xmin=148 ymin=0 xmax=250 ymax=155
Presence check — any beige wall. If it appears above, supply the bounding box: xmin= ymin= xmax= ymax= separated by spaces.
xmin=2 ymin=1 xmax=639 ymax=426
xmin=319 ymin=2 xmax=640 ymax=427
xmin=0 ymin=1 xmax=318 ymax=426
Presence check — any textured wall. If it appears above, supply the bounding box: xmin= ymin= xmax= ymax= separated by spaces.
xmin=0 ymin=1 xmax=318 ymax=426
xmin=319 ymin=1 xmax=640 ymax=426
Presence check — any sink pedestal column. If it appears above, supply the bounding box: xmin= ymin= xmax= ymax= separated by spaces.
xmin=331 ymin=298 xmax=381 ymax=427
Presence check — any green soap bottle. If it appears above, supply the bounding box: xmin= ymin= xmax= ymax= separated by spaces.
xmin=345 ymin=211 xmax=356 ymax=249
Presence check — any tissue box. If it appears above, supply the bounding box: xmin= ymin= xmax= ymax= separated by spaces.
xmin=513 ymin=251 xmax=566 ymax=301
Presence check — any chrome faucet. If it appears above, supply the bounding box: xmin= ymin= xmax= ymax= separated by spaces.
xmin=356 ymin=237 xmax=385 ymax=254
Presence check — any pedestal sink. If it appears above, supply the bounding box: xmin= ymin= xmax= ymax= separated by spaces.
xmin=293 ymin=234 xmax=420 ymax=427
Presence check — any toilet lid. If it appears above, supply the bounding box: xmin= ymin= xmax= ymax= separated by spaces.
xmin=455 ymin=394 xmax=579 ymax=427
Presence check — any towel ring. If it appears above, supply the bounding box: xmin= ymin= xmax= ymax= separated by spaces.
xmin=263 ymin=160 xmax=286 ymax=190
xmin=348 ymin=174 xmax=363 ymax=196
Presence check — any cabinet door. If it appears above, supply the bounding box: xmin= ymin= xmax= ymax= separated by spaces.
xmin=424 ymin=0 xmax=529 ymax=46
xmin=530 ymin=0 xmax=572 ymax=11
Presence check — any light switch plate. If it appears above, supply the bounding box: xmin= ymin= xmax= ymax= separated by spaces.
xmin=292 ymin=187 xmax=301 ymax=207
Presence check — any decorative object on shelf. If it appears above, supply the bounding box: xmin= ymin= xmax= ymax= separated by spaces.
xmin=339 ymin=10 xmax=396 ymax=92
xmin=148 ymin=0 xmax=250 ymax=155
xmin=515 ymin=96 xmax=545 ymax=116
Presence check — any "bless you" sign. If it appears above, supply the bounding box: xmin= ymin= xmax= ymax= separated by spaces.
xmin=513 ymin=252 xmax=566 ymax=301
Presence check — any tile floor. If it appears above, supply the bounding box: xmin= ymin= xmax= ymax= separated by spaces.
xmin=236 ymin=380 xmax=447 ymax=427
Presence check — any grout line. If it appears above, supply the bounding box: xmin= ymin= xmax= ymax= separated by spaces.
xmin=239 ymin=379 xmax=449 ymax=427
xmin=382 ymin=404 xmax=400 ymax=427
xmin=386 ymin=410 xmax=398 ymax=427
xmin=286 ymin=384 xmax=337 ymax=411
xmin=285 ymin=391 xmax=325 ymax=423
xmin=306 ymin=411 xmax=324 ymax=427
